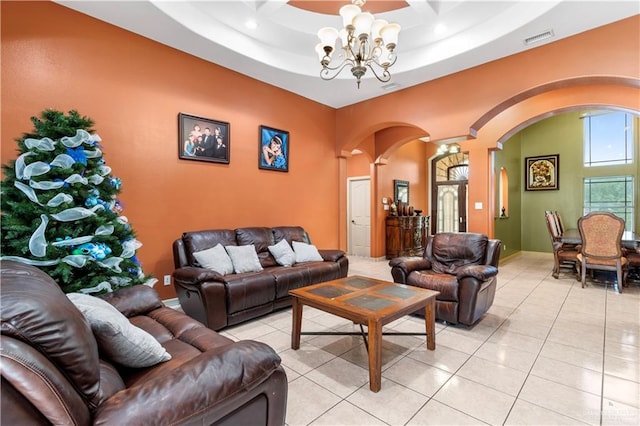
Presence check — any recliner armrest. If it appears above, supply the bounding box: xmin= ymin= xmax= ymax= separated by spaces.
xmin=389 ymin=257 xmax=432 ymax=273
xmin=173 ymin=266 xmax=226 ymax=286
xmin=94 ymin=340 xmax=284 ymax=425
xmin=456 ymin=264 xmax=498 ymax=281
xmin=318 ymin=249 xmax=345 ymax=262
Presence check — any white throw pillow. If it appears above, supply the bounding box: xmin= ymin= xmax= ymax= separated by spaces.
xmin=193 ymin=243 xmax=234 ymax=275
xmin=66 ymin=293 xmax=171 ymax=368
xmin=225 ymin=244 xmax=264 ymax=273
xmin=268 ymin=239 xmax=296 ymax=267
xmin=292 ymin=241 xmax=324 ymax=263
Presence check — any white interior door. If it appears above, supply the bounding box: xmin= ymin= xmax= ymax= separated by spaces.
xmin=348 ymin=178 xmax=371 ymax=256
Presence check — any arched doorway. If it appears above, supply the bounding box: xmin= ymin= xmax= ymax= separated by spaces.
xmin=431 ymin=152 xmax=469 ymax=234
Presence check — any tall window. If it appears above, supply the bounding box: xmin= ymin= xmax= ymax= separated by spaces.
xmin=583 ymin=176 xmax=634 ymax=231
xmin=583 ymin=111 xmax=633 ymax=166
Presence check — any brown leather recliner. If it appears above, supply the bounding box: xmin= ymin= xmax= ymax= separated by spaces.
xmin=389 ymin=232 xmax=501 ymax=326
xmin=0 ymin=260 xmax=287 ymax=425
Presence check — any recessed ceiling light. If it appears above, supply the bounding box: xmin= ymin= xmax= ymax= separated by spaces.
xmin=245 ymin=19 xmax=258 ymax=30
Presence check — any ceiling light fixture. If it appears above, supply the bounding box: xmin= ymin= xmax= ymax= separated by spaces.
xmin=315 ymin=0 xmax=401 ymax=88
xmin=436 ymin=143 xmax=461 ymax=155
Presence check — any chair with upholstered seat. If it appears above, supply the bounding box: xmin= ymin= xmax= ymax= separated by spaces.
xmin=577 ymin=212 xmax=628 ymax=292
xmin=545 ymin=211 xmax=580 ymax=279
xmin=389 ymin=232 xmax=501 ymax=326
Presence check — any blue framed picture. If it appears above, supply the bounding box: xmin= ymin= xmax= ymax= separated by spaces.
xmin=259 ymin=125 xmax=289 ymax=172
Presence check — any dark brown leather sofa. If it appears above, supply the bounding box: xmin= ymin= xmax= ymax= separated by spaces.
xmin=173 ymin=226 xmax=348 ymax=330
xmin=389 ymin=232 xmax=501 ymax=326
xmin=1 ymin=260 xmax=287 ymax=426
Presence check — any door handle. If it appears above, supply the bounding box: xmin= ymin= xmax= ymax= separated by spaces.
xmin=351 ymin=220 xmax=356 ymax=224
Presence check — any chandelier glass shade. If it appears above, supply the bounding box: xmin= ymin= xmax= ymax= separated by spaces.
xmin=315 ymin=0 xmax=401 ymax=88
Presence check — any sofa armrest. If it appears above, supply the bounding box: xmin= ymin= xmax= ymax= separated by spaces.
xmin=318 ymin=249 xmax=345 ymax=262
xmin=173 ymin=266 xmax=225 ymax=286
xmin=94 ymin=340 xmax=284 ymax=425
xmin=456 ymin=265 xmax=498 ymax=281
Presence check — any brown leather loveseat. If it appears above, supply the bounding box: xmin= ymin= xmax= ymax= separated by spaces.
xmin=1 ymin=260 xmax=287 ymax=425
xmin=389 ymin=232 xmax=501 ymax=326
xmin=173 ymin=226 xmax=348 ymax=330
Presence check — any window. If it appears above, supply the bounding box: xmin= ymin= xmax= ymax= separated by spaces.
xmin=583 ymin=176 xmax=634 ymax=231
xmin=583 ymin=111 xmax=633 ymax=166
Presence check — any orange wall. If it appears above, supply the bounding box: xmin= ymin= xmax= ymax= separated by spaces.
xmin=1 ymin=2 xmax=338 ymax=300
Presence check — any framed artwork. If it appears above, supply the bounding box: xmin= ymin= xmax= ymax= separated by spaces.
xmin=525 ymin=154 xmax=559 ymax=191
xmin=178 ymin=113 xmax=230 ymax=164
xmin=259 ymin=125 xmax=289 ymax=172
xmin=394 ymin=179 xmax=409 ymax=204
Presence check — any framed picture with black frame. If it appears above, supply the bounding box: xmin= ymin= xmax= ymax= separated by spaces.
xmin=178 ymin=112 xmax=230 ymax=164
xmin=259 ymin=125 xmax=289 ymax=172
xmin=525 ymin=154 xmax=559 ymax=191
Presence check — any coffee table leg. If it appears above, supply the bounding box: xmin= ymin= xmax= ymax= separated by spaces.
xmin=367 ymin=319 xmax=383 ymax=392
xmin=291 ymin=297 xmax=302 ymax=350
xmin=424 ymin=297 xmax=436 ymax=350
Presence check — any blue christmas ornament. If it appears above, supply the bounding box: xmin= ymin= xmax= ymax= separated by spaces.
xmin=109 ymin=177 xmax=122 ymax=190
xmin=66 ymin=147 xmax=88 ymax=166
xmin=72 ymin=242 xmax=112 ymax=260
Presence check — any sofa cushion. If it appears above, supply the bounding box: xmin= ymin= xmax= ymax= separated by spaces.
xmin=268 ymin=239 xmax=296 ymax=267
xmin=236 ymin=227 xmax=278 ymax=268
xmin=407 ymin=270 xmax=459 ymax=301
xmin=224 ymin=273 xmax=276 ymax=314
xmin=292 ymin=241 xmax=324 ymax=263
xmin=67 ymin=293 xmax=172 ymax=368
xmin=431 ymin=233 xmax=488 ymax=275
xmin=193 ymin=244 xmax=234 ymax=275
xmin=225 ymin=244 xmax=264 ymax=274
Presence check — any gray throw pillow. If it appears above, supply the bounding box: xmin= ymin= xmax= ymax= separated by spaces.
xmin=66 ymin=293 xmax=171 ymax=368
xmin=193 ymin=243 xmax=234 ymax=275
xmin=225 ymin=244 xmax=264 ymax=273
xmin=268 ymin=239 xmax=296 ymax=267
xmin=292 ymin=241 xmax=324 ymax=263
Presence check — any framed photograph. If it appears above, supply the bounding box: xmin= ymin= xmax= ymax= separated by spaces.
xmin=178 ymin=113 xmax=230 ymax=164
xmin=259 ymin=125 xmax=289 ymax=172
xmin=525 ymin=154 xmax=559 ymax=191
xmin=394 ymin=179 xmax=409 ymax=204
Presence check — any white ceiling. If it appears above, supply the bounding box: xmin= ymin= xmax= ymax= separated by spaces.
xmin=56 ymin=0 xmax=639 ymax=108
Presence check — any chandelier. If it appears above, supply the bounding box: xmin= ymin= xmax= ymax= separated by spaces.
xmin=315 ymin=0 xmax=401 ymax=88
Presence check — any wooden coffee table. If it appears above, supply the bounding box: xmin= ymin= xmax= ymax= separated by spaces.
xmin=290 ymin=275 xmax=439 ymax=392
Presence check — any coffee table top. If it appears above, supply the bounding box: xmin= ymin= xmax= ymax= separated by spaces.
xmin=289 ymin=275 xmax=439 ymax=323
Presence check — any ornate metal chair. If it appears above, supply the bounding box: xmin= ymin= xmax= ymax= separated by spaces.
xmin=545 ymin=211 xmax=579 ymax=279
xmin=577 ymin=212 xmax=628 ymax=292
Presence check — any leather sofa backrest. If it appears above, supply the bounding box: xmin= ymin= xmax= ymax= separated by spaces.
xmin=236 ymin=227 xmax=278 ymax=268
xmin=0 ymin=260 xmax=124 ymax=424
xmin=429 ymin=232 xmax=488 ymax=274
xmin=176 ymin=226 xmax=314 ymax=269
xmin=273 ymin=226 xmax=311 ymax=245
xmin=182 ymin=229 xmax=237 ymax=266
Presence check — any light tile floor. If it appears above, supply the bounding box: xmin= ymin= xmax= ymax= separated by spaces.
xmin=219 ymin=252 xmax=640 ymax=426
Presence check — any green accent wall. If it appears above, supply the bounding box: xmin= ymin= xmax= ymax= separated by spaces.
xmin=495 ymin=111 xmax=639 ymax=256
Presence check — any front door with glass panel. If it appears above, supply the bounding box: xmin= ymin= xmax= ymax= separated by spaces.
xmin=431 ymin=153 xmax=469 ymax=234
